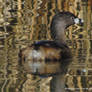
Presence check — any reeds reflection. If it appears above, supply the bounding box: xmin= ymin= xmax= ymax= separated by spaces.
xmin=0 ymin=0 xmax=92 ymax=92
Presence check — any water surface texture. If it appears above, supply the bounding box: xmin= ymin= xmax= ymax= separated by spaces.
xmin=0 ymin=0 xmax=92 ymax=92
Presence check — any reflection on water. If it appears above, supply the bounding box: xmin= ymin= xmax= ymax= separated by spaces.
xmin=0 ymin=0 xmax=92 ymax=92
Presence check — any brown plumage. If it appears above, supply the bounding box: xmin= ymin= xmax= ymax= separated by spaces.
xmin=19 ymin=11 xmax=83 ymax=76
xmin=19 ymin=41 xmax=72 ymax=76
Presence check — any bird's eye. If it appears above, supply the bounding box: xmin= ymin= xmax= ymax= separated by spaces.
xmin=71 ymin=17 xmax=74 ymax=20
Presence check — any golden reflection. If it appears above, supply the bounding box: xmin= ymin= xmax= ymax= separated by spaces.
xmin=0 ymin=0 xmax=92 ymax=92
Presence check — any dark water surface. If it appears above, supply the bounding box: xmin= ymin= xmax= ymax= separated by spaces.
xmin=0 ymin=0 xmax=92 ymax=92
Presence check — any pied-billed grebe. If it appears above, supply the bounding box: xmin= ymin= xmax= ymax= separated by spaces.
xmin=19 ymin=11 xmax=83 ymax=76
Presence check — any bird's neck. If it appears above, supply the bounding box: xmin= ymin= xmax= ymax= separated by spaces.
xmin=50 ymin=21 xmax=67 ymax=45
xmin=54 ymin=28 xmax=66 ymax=45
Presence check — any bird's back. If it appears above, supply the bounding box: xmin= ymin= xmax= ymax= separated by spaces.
xmin=19 ymin=40 xmax=72 ymax=76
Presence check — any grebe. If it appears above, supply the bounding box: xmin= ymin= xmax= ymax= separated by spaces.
xmin=19 ymin=11 xmax=83 ymax=76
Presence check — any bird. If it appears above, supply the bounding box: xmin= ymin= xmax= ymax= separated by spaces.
xmin=19 ymin=11 xmax=83 ymax=77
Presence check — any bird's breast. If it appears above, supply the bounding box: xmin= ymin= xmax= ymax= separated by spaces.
xmin=19 ymin=44 xmax=71 ymax=76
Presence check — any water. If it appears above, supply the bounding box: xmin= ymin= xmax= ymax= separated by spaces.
xmin=0 ymin=0 xmax=92 ymax=92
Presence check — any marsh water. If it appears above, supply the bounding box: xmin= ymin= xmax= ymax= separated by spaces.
xmin=0 ymin=0 xmax=92 ymax=92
